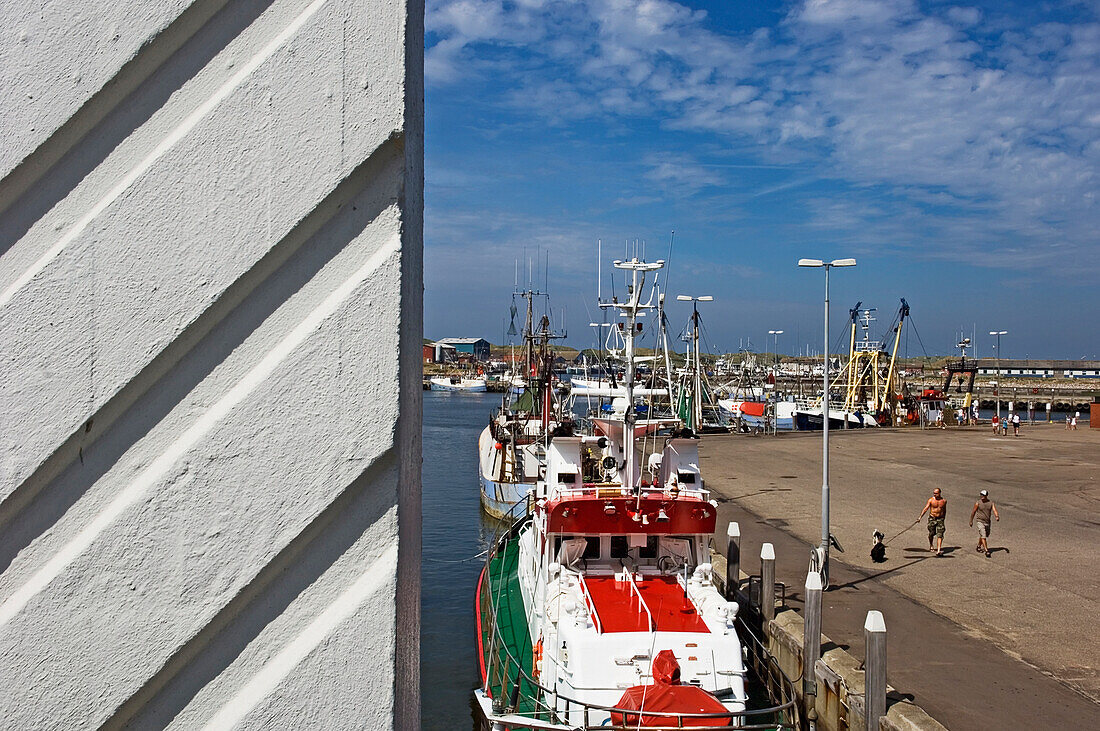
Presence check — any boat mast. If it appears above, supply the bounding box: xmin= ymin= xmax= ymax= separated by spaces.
xmin=602 ymin=257 xmax=663 ymax=495
xmin=524 ymin=288 xmax=535 ymax=380
xmin=659 ymin=294 xmax=674 ymax=402
xmin=882 ymin=299 xmax=909 ymax=418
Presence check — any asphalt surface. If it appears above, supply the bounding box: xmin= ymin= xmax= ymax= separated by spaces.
xmin=701 ymin=423 xmax=1100 ymax=731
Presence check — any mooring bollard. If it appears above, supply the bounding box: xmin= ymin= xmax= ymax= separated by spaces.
xmin=864 ymin=610 xmax=887 ymax=731
xmin=803 ymin=570 xmax=822 ymax=704
xmin=760 ymin=542 xmax=775 ymax=621
xmin=726 ymin=522 xmax=741 ymax=599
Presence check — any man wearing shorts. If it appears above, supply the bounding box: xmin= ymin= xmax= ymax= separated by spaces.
xmin=969 ymin=490 xmax=999 ymax=557
xmin=919 ymin=488 xmax=948 ymax=555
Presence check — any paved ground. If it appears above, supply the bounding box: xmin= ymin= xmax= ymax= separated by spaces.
xmin=701 ymin=423 xmax=1100 ymax=730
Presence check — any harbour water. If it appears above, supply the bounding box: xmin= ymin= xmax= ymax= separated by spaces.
xmin=420 ymin=390 xmax=498 ymax=730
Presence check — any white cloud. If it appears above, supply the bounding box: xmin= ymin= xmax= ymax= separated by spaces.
xmin=426 ymin=0 xmax=1100 ymax=272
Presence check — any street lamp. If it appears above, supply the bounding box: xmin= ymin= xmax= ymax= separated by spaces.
xmin=677 ymin=295 xmax=713 ymax=432
xmin=798 ymin=257 xmax=856 ymax=588
xmin=768 ymin=330 xmax=784 ymax=371
xmin=990 ymin=330 xmax=1007 ymax=424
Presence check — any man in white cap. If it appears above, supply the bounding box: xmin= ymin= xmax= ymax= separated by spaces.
xmin=969 ymin=490 xmax=1000 ymax=557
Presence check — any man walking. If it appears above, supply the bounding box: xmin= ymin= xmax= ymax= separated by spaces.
xmin=969 ymin=490 xmax=1000 ymax=557
xmin=919 ymin=488 xmax=948 ymax=556
xmin=1012 ymin=412 xmax=1020 ymax=436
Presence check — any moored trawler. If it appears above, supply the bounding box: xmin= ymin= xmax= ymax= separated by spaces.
xmin=475 ymin=258 xmax=766 ymax=729
xmin=478 ymin=288 xmax=571 ymax=518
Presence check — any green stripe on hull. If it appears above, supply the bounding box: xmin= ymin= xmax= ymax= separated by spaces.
xmin=480 ymin=535 xmax=540 ymax=717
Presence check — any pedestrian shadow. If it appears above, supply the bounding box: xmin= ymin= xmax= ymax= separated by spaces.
xmin=901 ymin=546 xmax=959 ymax=557
xmin=988 ymin=546 xmax=1011 ymax=555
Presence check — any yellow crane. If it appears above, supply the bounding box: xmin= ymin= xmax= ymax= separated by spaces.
xmin=838 ymin=300 xmax=909 ymax=422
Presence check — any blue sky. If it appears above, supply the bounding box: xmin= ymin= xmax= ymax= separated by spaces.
xmin=424 ymin=0 xmax=1100 ymax=360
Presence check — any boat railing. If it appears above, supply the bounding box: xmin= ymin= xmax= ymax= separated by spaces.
xmin=575 ymin=574 xmax=604 ymax=634
xmin=551 ymin=483 xmax=711 ymax=503
xmin=479 ymin=495 xmax=800 ymax=730
xmin=624 ymin=571 xmax=655 ymax=631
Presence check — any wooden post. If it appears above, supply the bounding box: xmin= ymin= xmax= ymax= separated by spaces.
xmin=803 ymin=570 xmax=822 ymax=702
xmin=864 ymin=610 xmax=887 ymax=731
xmin=725 ymin=522 xmax=741 ymax=599
xmin=760 ymin=543 xmax=775 ymax=621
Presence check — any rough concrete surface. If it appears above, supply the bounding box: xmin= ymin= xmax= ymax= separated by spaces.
xmin=703 ymin=424 xmax=1100 ymax=730
xmin=0 ymin=0 xmax=422 ymax=727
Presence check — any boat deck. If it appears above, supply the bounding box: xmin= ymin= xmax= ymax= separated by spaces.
xmin=583 ymin=575 xmax=710 ymax=633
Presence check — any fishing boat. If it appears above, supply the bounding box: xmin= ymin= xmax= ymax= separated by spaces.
xmin=429 ymin=375 xmax=488 ymax=392
xmin=716 ymin=398 xmax=797 ymax=432
xmin=475 ymin=258 xmax=751 ymax=729
xmin=792 ymin=300 xmax=910 ymax=429
xmin=673 ymin=295 xmax=730 ymax=434
xmin=478 ymin=288 xmax=572 ymax=518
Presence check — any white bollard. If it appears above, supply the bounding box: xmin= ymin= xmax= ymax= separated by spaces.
xmin=726 ymin=522 xmax=741 ymax=599
xmin=761 ymin=543 xmax=776 ymax=621
xmin=803 ymin=570 xmax=822 ymax=701
xmin=864 ymin=610 xmax=887 ymax=731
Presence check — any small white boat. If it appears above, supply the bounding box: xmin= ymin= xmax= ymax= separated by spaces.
xmin=429 ymin=375 xmax=487 ymax=392
xmin=568 ymin=375 xmax=668 ymax=398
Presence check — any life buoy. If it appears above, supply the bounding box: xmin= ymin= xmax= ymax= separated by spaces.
xmin=532 ymin=638 xmax=544 ymax=682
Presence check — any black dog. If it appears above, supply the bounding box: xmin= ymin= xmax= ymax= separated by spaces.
xmin=870 ymin=530 xmax=887 ymax=563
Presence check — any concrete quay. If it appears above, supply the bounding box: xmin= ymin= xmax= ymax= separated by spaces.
xmin=702 ymin=424 xmax=1100 ymax=731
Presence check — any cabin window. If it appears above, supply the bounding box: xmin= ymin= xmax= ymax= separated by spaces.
xmin=558 ymin=472 xmax=576 ymax=484
xmin=610 ymin=535 xmax=658 ymax=558
xmin=677 ymin=471 xmax=696 ymax=484
xmin=661 ymin=536 xmax=694 ymax=563
xmin=556 ymin=535 xmax=600 ymax=561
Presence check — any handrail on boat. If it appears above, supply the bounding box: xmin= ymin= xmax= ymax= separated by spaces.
xmin=576 ymin=574 xmax=604 ymax=634
xmin=624 ymin=571 xmax=655 ymax=631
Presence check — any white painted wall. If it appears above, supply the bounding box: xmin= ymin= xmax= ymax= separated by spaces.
xmin=0 ymin=0 xmax=422 ymax=727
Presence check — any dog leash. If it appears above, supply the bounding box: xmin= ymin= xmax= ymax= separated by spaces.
xmin=884 ymin=518 xmax=921 ymax=545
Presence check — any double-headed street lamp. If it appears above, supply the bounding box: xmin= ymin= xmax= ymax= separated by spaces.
xmin=989 ymin=330 xmax=1007 ymax=423
xmin=768 ymin=330 xmax=784 ymax=372
xmin=798 ymin=257 xmax=856 ymax=588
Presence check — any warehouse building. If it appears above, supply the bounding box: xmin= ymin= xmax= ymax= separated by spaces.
xmin=434 ymin=337 xmax=490 ymax=362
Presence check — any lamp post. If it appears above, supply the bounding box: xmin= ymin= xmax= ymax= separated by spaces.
xmin=990 ymin=330 xmax=1007 ymax=424
xmin=768 ymin=330 xmax=784 ymax=372
xmin=676 ymin=295 xmax=713 ymax=432
xmin=798 ymin=257 xmax=856 ymax=588
xmin=768 ymin=330 xmax=784 ymax=435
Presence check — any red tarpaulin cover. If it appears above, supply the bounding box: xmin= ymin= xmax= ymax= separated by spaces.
xmin=610 ymin=650 xmax=731 ymax=727
xmin=739 ymin=401 xmax=766 ymax=417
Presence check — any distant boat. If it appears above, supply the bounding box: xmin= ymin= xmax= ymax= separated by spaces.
xmin=717 ymin=398 xmax=796 ymax=431
xmin=429 ymin=375 xmax=487 ymax=392
xmin=791 ymin=401 xmax=877 ymax=430
xmin=478 ymin=287 xmax=570 ymax=518
xmin=568 ymin=375 xmax=668 ymax=398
